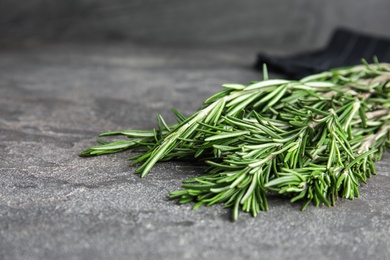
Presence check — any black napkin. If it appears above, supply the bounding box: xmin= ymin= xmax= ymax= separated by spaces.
xmin=254 ymin=28 xmax=390 ymax=79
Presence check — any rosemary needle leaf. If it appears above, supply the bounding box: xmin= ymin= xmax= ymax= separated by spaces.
xmin=81 ymin=62 xmax=390 ymax=220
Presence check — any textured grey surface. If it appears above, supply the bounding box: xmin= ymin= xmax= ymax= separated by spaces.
xmin=0 ymin=43 xmax=389 ymax=260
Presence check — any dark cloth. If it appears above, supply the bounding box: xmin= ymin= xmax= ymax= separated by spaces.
xmin=254 ymin=28 xmax=390 ymax=79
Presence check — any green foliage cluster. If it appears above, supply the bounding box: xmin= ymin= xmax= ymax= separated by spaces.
xmin=81 ymin=62 xmax=390 ymax=220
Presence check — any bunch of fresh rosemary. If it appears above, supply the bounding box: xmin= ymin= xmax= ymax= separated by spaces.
xmin=81 ymin=61 xmax=390 ymax=220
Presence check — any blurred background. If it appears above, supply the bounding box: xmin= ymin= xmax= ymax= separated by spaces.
xmin=1 ymin=0 xmax=389 ymax=51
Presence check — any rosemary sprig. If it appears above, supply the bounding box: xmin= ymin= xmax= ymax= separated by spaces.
xmin=81 ymin=61 xmax=390 ymax=220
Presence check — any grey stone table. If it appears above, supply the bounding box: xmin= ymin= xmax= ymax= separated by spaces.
xmin=0 ymin=43 xmax=389 ymax=260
